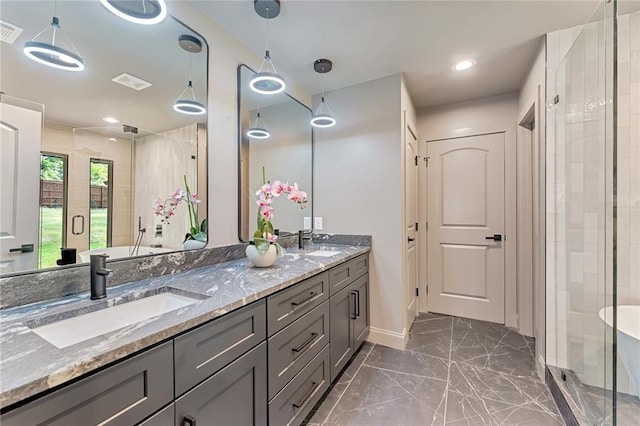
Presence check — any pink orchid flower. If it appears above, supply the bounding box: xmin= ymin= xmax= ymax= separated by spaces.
xmin=172 ymin=189 xmax=186 ymax=202
xmin=189 ymin=194 xmax=201 ymax=204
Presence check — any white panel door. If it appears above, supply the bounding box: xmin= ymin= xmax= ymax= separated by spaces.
xmin=405 ymin=118 xmax=418 ymax=329
xmin=427 ymin=133 xmax=505 ymax=323
xmin=0 ymin=102 xmax=42 ymax=273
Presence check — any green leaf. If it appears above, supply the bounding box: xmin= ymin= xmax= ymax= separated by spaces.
xmin=200 ymin=218 xmax=208 ymax=234
xmin=192 ymin=232 xmax=207 ymax=242
xmin=254 ymin=237 xmax=270 ymax=255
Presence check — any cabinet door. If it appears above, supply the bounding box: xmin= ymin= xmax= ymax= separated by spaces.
xmin=0 ymin=342 xmax=173 ymax=426
xmin=268 ymin=345 xmax=330 ymax=426
xmin=352 ymin=273 xmax=370 ymax=350
xmin=329 ymin=286 xmax=354 ymax=382
xmin=175 ymin=342 xmax=267 ymax=426
xmin=174 ymin=299 xmax=266 ymax=397
xmin=268 ymin=301 xmax=329 ymax=399
xmin=267 ymin=272 xmax=329 ymax=336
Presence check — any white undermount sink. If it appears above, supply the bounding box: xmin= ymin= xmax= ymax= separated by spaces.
xmin=31 ymin=292 xmax=200 ymax=349
xmin=305 ymin=250 xmax=342 ymax=257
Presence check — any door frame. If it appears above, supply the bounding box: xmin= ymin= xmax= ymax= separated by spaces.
xmin=403 ymin=112 xmax=419 ymax=330
xmin=417 ymin=95 xmax=519 ymax=329
xmin=517 ymin=88 xmax=546 ymax=377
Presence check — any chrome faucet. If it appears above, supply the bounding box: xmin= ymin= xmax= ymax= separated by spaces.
xmin=90 ymin=254 xmax=114 ymax=300
xmin=298 ymin=229 xmax=313 ymax=249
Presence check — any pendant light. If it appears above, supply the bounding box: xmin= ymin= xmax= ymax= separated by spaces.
xmin=311 ymin=59 xmax=336 ymax=128
xmin=99 ymin=0 xmax=167 ymax=26
xmin=247 ymin=111 xmax=270 ymax=139
xmin=173 ymin=35 xmax=206 ymax=116
xmin=23 ymin=2 xmax=84 ymax=72
xmin=249 ymin=0 xmax=285 ymax=95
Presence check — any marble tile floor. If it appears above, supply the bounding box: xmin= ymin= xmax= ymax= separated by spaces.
xmin=303 ymin=312 xmax=563 ymax=425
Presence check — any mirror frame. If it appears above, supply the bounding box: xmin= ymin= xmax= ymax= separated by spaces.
xmin=236 ymin=64 xmax=314 ymax=243
xmin=0 ymin=15 xmax=209 ymax=278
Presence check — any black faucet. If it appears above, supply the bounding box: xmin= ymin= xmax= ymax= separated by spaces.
xmin=298 ymin=229 xmax=313 ymax=249
xmin=90 ymin=254 xmax=114 ymax=300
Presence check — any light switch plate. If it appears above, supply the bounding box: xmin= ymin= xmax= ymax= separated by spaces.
xmin=304 ymin=217 xmax=311 ymax=229
xmin=314 ymin=217 xmax=323 ymax=230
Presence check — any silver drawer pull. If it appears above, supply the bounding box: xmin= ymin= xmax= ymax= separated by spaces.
xmin=292 ymin=332 xmax=318 ymax=353
xmin=292 ymin=381 xmax=318 ymax=409
xmin=291 ymin=291 xmax=317 ymax=307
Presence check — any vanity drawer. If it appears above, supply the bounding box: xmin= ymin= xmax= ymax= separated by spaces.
xmin=268 ymin=345 xmax=330 ymax=426
xmin=1 ymin=341 xmax=173 ymax=426
xmin=174 ymin=299 xmax=266 ymax=396
xmin=268 ymin=300 xmax=330 ymax=399
xmin=329 ymin=253 xmax=369 ymax=295
xmin=267 ymin=272 xmax=329 ymax=336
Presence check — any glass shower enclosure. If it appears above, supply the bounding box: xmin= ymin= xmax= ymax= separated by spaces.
xmin=546 ymin=0 xmax=640 ymax=424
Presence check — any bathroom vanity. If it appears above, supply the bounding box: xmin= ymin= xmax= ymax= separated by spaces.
xmin=0 ymin=244 xmax=370 ymax=425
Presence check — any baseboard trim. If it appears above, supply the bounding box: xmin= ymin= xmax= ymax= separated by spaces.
xmin=368 ymin=326 xmax=408 ymax=350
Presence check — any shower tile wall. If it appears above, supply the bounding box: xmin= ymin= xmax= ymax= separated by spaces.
xmin=134 ymin=124 xmax=198 ymax=250
xmin=547 ymin=10 xmax=640 ymax=397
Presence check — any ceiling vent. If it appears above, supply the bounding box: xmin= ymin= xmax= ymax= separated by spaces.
xmin=111 ymin=73 xmax=152 ymax=91
xmin=0 ymin=20 xmax=23 ymax=45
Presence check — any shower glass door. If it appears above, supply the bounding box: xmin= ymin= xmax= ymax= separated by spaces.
xmin=547 ymin=0 xmax=618 ymax=424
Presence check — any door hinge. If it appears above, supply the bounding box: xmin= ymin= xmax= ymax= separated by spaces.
xmin=414 ymin=155 xmax=419 ymax=166
xmin=415 ymin=222 xmax=418 ymax=231
xmin=424 ymin=156 xmax=430 ymax=166
xmin=416 ymin=288 xmax=419 ymax=296
xmin=426 ymin=222 xmax=428 ymax=231
xmin=552 ymin=94 xmax=560 ymax=105
xmin=426 ymin=285 xmax=429 ymax=294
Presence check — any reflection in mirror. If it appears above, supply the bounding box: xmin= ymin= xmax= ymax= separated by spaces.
xmin=237 ymin=64 xmax=313 ymax=242
xmin=0 ymin=1 xmax=208 ymax=275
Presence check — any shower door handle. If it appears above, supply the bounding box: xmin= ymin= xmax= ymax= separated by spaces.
xmin=72 ymin=215 xmax=85 ymax=235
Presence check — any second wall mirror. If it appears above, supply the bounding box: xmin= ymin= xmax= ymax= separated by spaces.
xmin=237 ymin=64 xmax=313 ymax=242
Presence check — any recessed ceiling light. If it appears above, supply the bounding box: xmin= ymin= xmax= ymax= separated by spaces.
xmin=102 ymin=117 xmax=119 ymax=123
xmin=452 ymin=59 xmax=476 ymax=71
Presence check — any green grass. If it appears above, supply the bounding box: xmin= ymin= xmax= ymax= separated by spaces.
xmin=39 ymin=207 xmax=63 ymax=268
xmin=89 ymin=208 xmax=108 ymax=250
xmin=39 ymin=207 xmax=108 ymax=268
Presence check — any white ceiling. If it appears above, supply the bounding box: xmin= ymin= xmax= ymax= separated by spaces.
xmin=192 ymin=0 xmax=605 ymax=109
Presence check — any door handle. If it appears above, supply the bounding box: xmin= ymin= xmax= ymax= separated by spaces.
xmin=292 ymin=332 xmax=318 ymax=353
xmin=354 ymin=289 xmax=360 ymax=317
xmin=408 ymin=237 xmax=415 ymax=242
xmin=292 ymin=381 xmax=318 ymax=409
xmin=291 ymin=291 xmax=317 ymax=307
xmin=485 ymin=234 xmax=502 ymax=242
xmin=350 ymin=292 xmax=357 ymax=320
xmin=72 ymin=215 xmax=85 ymax=235
xmin=9 ymin=244 xmax=34 ymax=253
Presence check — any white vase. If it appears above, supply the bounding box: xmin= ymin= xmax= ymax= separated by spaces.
xmin=246 ymin=244 xmax=277 ymax=268
xmin=183 ymin=239 xmax=207 ymax=250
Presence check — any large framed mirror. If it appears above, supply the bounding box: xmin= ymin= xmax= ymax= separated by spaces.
xmin=0 ymin=1 xmax=208 ymax=276
xmin=237 ymin=64 xmax=313 ymax=242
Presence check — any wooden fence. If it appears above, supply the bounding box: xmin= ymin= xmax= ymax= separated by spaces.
xmin=40 ymin=180 xmax=108 ymax=208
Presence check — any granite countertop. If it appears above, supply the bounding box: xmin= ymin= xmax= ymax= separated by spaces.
xmin=0 ymin=243 xmax=370 ymax=410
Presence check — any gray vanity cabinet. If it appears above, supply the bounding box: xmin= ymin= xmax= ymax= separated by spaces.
xmin=329 ymin=263 xmax=370 ymax=382
xmin=0 ymin=341 xmax=173 ymax=426
xmin=175 ymin=342 xmax=267 ymax=426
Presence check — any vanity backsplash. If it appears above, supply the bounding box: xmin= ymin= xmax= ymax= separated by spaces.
xmin=0 ymin=234 xmax=371 ymax=309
